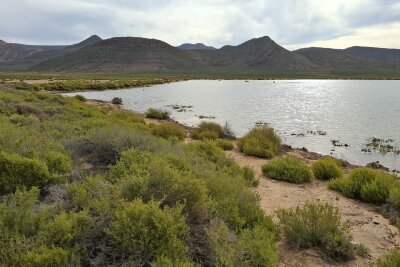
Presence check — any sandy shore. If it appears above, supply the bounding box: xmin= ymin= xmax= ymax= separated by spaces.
xmin=87 ymin=98 xmax=400 ymax=266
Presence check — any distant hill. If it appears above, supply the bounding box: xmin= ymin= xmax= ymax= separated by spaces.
xmin=0 ymin=35 xmax=102 ymax=70
xmin=1 ymin=34 xmax=400 ymax=75
xmin=344 ymin=46 xmax=400 ymax=64
xmin=32 ymin=37 xmax=207 ymax=72
xmin=20 ymin=35 xmax=102 ymax=65
xmin=177 ymin=43 xmax=216 ymax=50
xmin=0 ymin=41 xmax=65 ymax=64
xmin=295 ymin=46 xmax=400 ymax=68
xmin=191 ymin=36 xmax=315 ymax=70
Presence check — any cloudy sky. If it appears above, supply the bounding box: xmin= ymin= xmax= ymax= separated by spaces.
xmin=1 ymin=0 xmax=399 ymax=50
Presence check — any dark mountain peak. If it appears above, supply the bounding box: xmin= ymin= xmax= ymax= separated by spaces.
xmin=0 ymin=39 xmax=7 ymax=46
xmin=72 ymin=35 xmax=102 ymax=49
xmin=178 ymin=43 xmax=216 ymax=50
xmin=237 ymin=35 xmax=280 ymax=50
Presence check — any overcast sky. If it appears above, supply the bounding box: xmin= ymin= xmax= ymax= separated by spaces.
xmin=1 ymin=0 xmax=399 ymax=50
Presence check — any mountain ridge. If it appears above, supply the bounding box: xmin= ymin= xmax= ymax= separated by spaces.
xmin=177 ymin=43 xmax=216 ymax=50
xmin=1 ymin=35 xmax=400 ymax=74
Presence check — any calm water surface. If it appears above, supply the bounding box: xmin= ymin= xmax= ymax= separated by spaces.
xmin=65 ymin=80 xmax=400 ymax=170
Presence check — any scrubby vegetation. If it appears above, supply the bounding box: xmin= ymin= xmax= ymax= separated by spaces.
xmin=151 ymin=123 xmax=186 ymax=140
xmin=376 ymin=250 xmax=400 ymax=267
xmin=278 ymin=202 xmax=367 ymax=261
xmin=238 ymin=126 xmax=281 ymax=158
xmin=111 ymin=97 xmax=123 ymax=105
xmin=10 ymin=78 xmax=168 ymax=92
xmin=0 ymin=84 xmax=278 ymax=266
xmin=329 ymin=167 xmax=398 ymax=204
xmin=262 ymin=156 xmax=313 ymax=183
xmin=213 ymin=139 xmax=234 ymax=150
xmin=312 ymin=157 xmax=343 ymax=180
xmin=145 ymin=108 xmax=171 ymax=120
xmin=191 ymin=121 xmax=224 ymax=140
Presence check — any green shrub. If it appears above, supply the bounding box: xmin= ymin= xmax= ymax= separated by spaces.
xmin=108 ymin=199 xmax=188 ymax=265
xmin=74 ymin=95 xmax=86 ymax=102
xmin=312 ymin=157 xmax=343 ymax=180
xmin=205 ymin=220 xmax=236 ymax=266
xmin=328 ymin=168 xmax=397 ymax=204
xmin=44 ymin=151 xmax=71 ymax=179
xmin=377 ymin=250 xmax=400 ymax=267
xmin=243 ymin=166 xmax=259 ymax=187
xmin=152 ymin=123 xmax=185 ymax=141
xmin=389 ymin=182 xmax=400 ymax=208
xmin=0 ymin=151 xmax=51 ymax=193
xmin=109 ymin=149 xmax=209 ymax=218
xmin=262 ymin=156 xmax=312 ymax=184
xmin=146 ymin=108 xmax=170 ymax=120
xmin=191 ymin=121 xmax=223 ymax=140
xmin=198 ymin=130 xmax=220 ymax=140
xmin=238 ymin=126 xmax=281 ymax=159
xmin=111 ymin=97 xmax=122 ymax=105
xmin=213 ymin=139 xmax=234 ymax=150
xmin=24 ymin=246 xmax=69 ymax=267
xmin=278 ymin=202 xmax=360 ymax=261
xmin=234 ymin=225 xmax=278 ymax=267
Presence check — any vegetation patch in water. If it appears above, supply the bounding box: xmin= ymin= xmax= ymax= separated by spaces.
xmin=361 ymin=137 xmax=400 ymax=155
xmin=145 ymin=108 xmax=171 ymax=120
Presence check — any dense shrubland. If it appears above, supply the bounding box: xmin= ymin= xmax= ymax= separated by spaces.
xmin=10 ymin=79 xmax=167 ymax=92
xmin=0 ymin=84 xmax=278 ymax=266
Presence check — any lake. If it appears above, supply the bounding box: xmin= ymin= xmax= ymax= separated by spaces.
xmin=65 ymin=80 xmax=400 ymax=171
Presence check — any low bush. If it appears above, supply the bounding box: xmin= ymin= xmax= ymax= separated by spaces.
xmin=242 ymin=166 xmax=259 ymax=187
xmin=278 ymin=202 xmax=363 ymax=261
xmin=312 ymin=157 xmax=343 ymax=180
xmin=389 ymin=182 xmax=400 ymax=208
xmin=262 ymin=156 xmax=312 ymax=184
xmin=328 ymin=168 xmax=397 ymax=204
xmin=67 ymin=126 xmax=150 ymax=168
xmin=146 ymin=108 xmax=170 ymax=120
xmin=0 ymin=151 xmax=51 ymax=193
xmin=111 ymin=97 xmax=123 ymax=105
xmin=191 ymin=121 xmax=223 ymax=140
xmin=238 ymin=126 xmax=280 ymax=159
xmin=221 ymin=122 xmax=236 ymax=140
xmin=376 ymin=250 xmax=400 ymax=267
xmin=234 ymin=225 xmax=278 ymax=266
xmin=108 ymin=199 xmax=188 ymax=265
xmin=152 ymin=123 xmax=186 ymax=141
xmin=74 ymin=95 xmax=86 ymax=102
xmin=213 ymin=139 xmax=234 ymax=150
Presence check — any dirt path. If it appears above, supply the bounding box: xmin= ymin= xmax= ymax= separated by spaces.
xmin=225 ymin=149 xmax=400 ymax=267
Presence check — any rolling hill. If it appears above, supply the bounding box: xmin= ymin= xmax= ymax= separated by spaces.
xmin=32 ymin=37 xmax=207 ymax=72
xmin=177 ymin=43 xmax=216 ymax=50
xmin=295 ymin=46 xmax=400 ymax=68
xmin=191 ymin=36 xmax=315 ymax=70
xmin=1 ymin=34 xmax=400 ymax=75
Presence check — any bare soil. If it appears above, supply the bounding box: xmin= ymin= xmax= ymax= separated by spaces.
xmin=226 ymin=148 xmax=400 ymax=267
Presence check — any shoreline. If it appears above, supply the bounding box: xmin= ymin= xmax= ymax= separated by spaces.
xmin=86 ymin=98 xmax=394 ymax=174
xmin=85 ymin=97 xmax=400 ymax=266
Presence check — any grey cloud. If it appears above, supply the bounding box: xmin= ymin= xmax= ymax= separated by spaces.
xmin=0 ymin=0 xmax=399 ymax=48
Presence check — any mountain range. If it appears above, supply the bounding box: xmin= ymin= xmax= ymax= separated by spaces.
xmin=0 ymin=35 xmax=399 ymax=75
